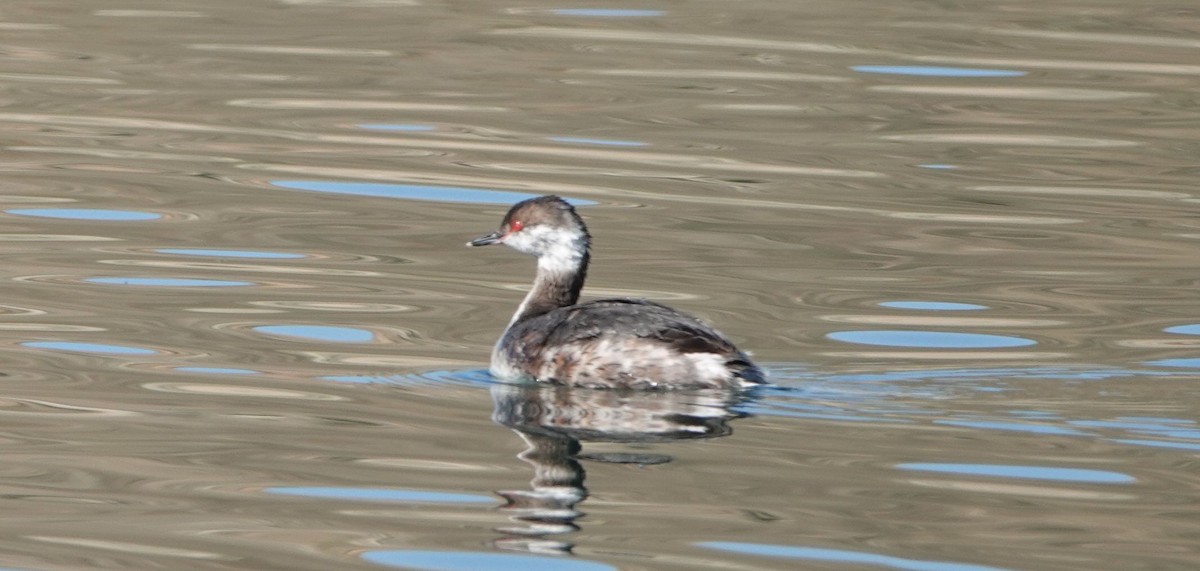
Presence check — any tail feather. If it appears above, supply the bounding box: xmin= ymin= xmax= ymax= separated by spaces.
xmin=727 ymin=358 xmax=766 ymax=386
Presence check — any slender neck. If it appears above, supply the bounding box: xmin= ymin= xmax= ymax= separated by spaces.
xmin=509 ymin=244 xmax=589 ymax=325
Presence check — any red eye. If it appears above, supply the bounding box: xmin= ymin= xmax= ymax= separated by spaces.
xmin=509 ymin=220 xmax=524 ymax=233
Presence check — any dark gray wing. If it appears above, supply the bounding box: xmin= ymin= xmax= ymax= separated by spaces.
xmin=521 ymin=298 xmax=740 ymax=356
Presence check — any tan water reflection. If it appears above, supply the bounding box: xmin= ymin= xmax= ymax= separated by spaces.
xmin=0 ymin=0 xmax=1198 ymax=569
xmin=490 ymin=383 xmax=743 ymax=551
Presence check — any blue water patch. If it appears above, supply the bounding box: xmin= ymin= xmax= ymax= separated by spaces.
xmin=553 ymin=8 xmax=664 ymax=17
xmin=934 ymin=420 xmax=1087 ymax=436
xmin=748 ymin=408 xmax=911 ymax=423
xmin=879 ymin=301 xmax=988 ymax=311
xmin=852 ymin=65 xmax=1026 ymax=77
xmin=1069 ymin=419 xmax=1187 ymax=431
xmin=1113 ymin=439 xmax=1200 ymax=451
xmin=6 ymin=208 xmax=161 ymax=221
xmin=323 ymin=369 xmax=495 ymax=388
xmin=826 ymin=330 xmax=1036 ymax=348
xmin=323 ymin=375 xmax=392 ymax=384
xmin=1146 ymin=358 xmax=1200 ymax=368
xmin=266 ymin=487 xmax=494 ymax=505
xmin=780 ymin=365 xmax=1183 ymax=384
xmin=1153 ymin=429 xmax=1200 ymax=439
xmin=917 ymin=164 xmax=958 ymax=169
xmin=1164 ymin=324 xmax=1200 ymax=335
xmin=358 ymin=123 xmax=436 ymax=132
xmin=175 ymin=366 xmax=259 ymax=375
xmin=86 ymin=277 xmax=254 ymax=287
xmin=271 ymin=181 xmax=597 ymax=206
xmin=895 ymin=463 xmax=1135 ymax=484
xmin=362 ymin=550 xmax=616 ymax=571
xmin=547 ymin=136 xmax=647 ymax=147
xmin=254 ymin=325 xmax=374 ymax=343
xmin=697 ymin=542 xmax=1013 ymax=571
xmin=22 ymin=341 xmax=157 ymax=355
xmin=156 ymin=248 xmax=305 ymax=259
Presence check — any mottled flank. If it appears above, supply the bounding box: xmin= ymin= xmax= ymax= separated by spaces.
xmin=496 ymin=299 xmax=763 ymax=389
xmin=471 ymin=196 xmax=764 ymax=390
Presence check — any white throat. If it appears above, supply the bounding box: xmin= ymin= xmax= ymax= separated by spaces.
xmin=536 ymin=239 xmax=586 ymax=275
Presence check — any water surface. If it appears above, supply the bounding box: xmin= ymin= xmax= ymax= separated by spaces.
xmin=0 ymin=1 xmax=1197 ymax=570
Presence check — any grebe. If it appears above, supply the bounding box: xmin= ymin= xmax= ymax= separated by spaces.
xmin=467 ymin=195 xmax=765 ymax=390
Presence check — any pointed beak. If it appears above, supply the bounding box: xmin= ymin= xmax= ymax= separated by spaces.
xmin=467 ymin=230 xmax=503 ymax=247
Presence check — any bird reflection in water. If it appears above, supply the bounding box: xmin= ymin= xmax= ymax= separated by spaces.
xmin=489 ymin=382 xmax=754 ymax=555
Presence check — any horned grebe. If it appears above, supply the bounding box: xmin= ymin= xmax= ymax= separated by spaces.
xmin=467 ymin=195 xmax=764 ymax=389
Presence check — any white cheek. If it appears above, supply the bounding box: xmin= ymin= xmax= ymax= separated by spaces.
xmin=503 ymin=226 xmax=587 ymax=273
xmin=502 ymin=231 xmax=537 ymax=254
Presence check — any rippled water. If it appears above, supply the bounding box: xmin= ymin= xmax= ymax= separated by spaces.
xmin=1 ymin=1 xmax=1199 ymax=570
